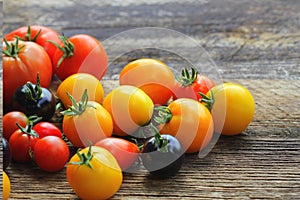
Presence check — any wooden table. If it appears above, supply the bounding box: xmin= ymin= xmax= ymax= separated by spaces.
xmin=2 ymin=0 xmax=300 ymax=199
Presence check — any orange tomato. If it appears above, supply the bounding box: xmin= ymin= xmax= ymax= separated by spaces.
xmin=2 ymin=171 xmax=10 ymax=200
xmin=120 ymin=58 xmax=175 ymax=105
xmin=159 ymin=98 xmax=214 ymax=153
xmin=56 ymin=73 xmax=104 ymax=109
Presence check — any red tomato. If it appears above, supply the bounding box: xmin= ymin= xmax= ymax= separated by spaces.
xmin=33 ymin=122 xmax=62 ymax=139
xmin=172 ymin=68 xmax=215 ymax=101
xmin=9 ymin=128 xmax=38 ymax=163
xmin=5 ymin=25 xmax=61 ymax=61
xmin=95 ymin=138 xmax=139 ymax=171
xmin=3 ymin=39 xmax=52 ymax=110
xmin=52 ymin=34 xmax=108 ymax=81
xmin=3 ymin=111 xmax=28 ymax=140
xmin=33 ymin=136 xmax=70 ymax=172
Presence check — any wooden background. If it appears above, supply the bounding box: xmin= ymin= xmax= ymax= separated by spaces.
xmin=2 ymin=0 xmax=300 ymax=199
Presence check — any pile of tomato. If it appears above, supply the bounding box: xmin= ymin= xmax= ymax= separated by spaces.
xmin=2 ymin=25 xmax=255 ymax=200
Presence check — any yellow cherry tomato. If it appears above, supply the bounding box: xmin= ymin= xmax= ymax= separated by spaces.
xmin=207 ymin=83 xmax=255 ymax=135
xmin=103 ymin=85 xmax=154 ymax=136
xmin=119 ymin=58 xmax=175 ymax=105
xmin=57 ymin=73 xmax=104 ymax=109
xmin=67 ymin=146 xmax=123 ymax=200
xmin=3 ymin=171 xmax=10 ymax=200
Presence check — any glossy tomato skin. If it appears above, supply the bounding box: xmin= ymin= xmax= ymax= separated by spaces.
xmin=2 ymin=138 xmax=12 ymax=170
xmin=95 ymin=137 xmax=139 ymax=171
xmin=67 ymin=146 xmax=123 ymax=200
xmin=120 ymin=58 xmax=175 ymax=105
xmin=63 ymin=101 xmax=113 ymax=148
xmin=5 ymin=25 xmax=61 ymax=60
xmin=207 ymin=83 xmax=255 ymax=135
xmin=3 ymin=41 xmax=52 ymax=110
xmin=9 ymin=129 xmax=38 ymax=163
xmin=33 ymin=122 xmax=62 ymax=139
xmin=141 ymin=134 xmax=185 ymax=177
xmin=173 ymin=74 xmax=215 ymax=101
xmin=103 ymin=85 xmax=154 ymax=136
xmin=34 ymin=136 xmax=69 ymax=172
xmin=159 ymin=98 xmax=214 ymax=153
xmin=56 ymin=73 xmax=104 ymax=109
xmin=3 ymin=111 xmax=28 ymax=140
xmin=52 ymin=34 xmax=108 ymax=81
xmin=11 ymin=83 xmax=56 ymax=121
xmin=2 ymin=171 xmax=10 ymax=200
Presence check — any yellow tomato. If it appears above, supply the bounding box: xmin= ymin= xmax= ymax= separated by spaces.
xmin=103 ymin=85 xmax=154 ymax=136
xmin=67 ymin=146 xmax=123 ymax=200
xmin=119 ymin=58 xmax=175 ymax=105
xmin=207 ymin=83 xmax=255 ymax=135
xmin=3 ymin=171 xmax=10 ymax=200
xmin=57 ymin=73 xmax=104 ymax=109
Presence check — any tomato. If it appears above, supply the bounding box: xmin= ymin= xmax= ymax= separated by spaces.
xmin=157 ymin=98 xmax=214 ymax=153
xmin=173 ymin=68 xmax=215 ymax=101
xmin=56 ymin=73 xmax=104 ymax=109
xmin=95 ymin=137 xmax=139 ymax=171
xmin=33 ymin=136 xmax=69 ymax=172
xmin=2 ymin=138 xmax=12 ymax=170
xmin=141 ymin=131 xmax=185 ymax=177
xmin=5 ymin=25 xmax=61 ymax=61
xmin=51 ymin=34 xmax=108 ymax=81
xmin=2 ymin=171 xmax=10 ymax=200
xmin=62 ymin=90 xmax=113 ymax=148
xmin=120 ymin=58 xmax=175 ymax=105
xmin=9 ymin=123 xmax=39 ymax=162
xmin=206 ymin=83 xmax=255 ymax=135
xmin=11 ymin=74 xmax=56 ymax=121
xmin=67 ymin=146 xmax=123 ymax=200
xmin=33 ymin=122 xmax=62 ymax=139
xmin=3 ymin=39 xmax=52 ymax=111
xmin=3 ymin=111 xmax=28 ymax=140
xmin=103 ymin=85 xmax=154 ymax=136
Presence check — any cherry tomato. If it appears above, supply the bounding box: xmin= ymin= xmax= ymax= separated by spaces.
xmin=3 ymin=111 xmax=28 ymax=140
xmin=5 ymin=25 xmax=61 ymax=61
xmin=2 ymin=171 xmax=10 ymax=200
xmin=3 ymin=39 xmax=52 ymax=111
xmin=11 ymin=74 xmax=56 ymax=121
xmin=51 ymin=34 xmax=108 ymax=81
xmin=103 ymin=85 xmax=154 ymax=136
xmin=33 ymin=122 xmax=62 ymax=139
xmin=157 ymin=98 xmax=214 ymax=153
xmin=173 ymin=68 xmax=215 ymax=101
xmin=141 ymin=132 xmax=185 ymax=177
xmin=206 ymin=83 xmax=255 ymax=135
xmin=95 ymin=137 xmax=139 ymax=171
xmin=67 ymin=146 xmax=123 ymax=200
xmin=2 ymin=138 xmax=12 ymax=170
xmin=56 ymin=73 xmax=104 ymax=109
xmin=9 ymin=123 xmax=39 ymax=163
xmin=120 ymin=58 xmax=175 ymax=105
xmin=62 ymin=90 xmax=113 ymax=148
xmin=33 ymin=136 xmax=69 ymax=172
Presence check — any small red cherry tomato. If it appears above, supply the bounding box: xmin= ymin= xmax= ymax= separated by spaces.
xmin=33 ymin=122 xmax=62 ymax=139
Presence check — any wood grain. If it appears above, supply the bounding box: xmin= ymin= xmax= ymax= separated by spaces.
xmin=2 ymin=0 xmax=300 ymax=199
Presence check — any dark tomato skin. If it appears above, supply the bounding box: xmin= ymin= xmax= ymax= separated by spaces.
xmin=33 ymin=136 xmax=70 ymax=172
xmin=11 ymin=84 xmax=56 ymax=121
xmin=33 ymin=122 xmax=62 ymax=139
xmin=9 ymin=130 xmax=38 ymax=163
xmin=3 ymin=111 xmax=28 ymax=140
xmin=141 ymin=134 xmax=185 ymax=178
xmin=2 ymin=138 xmax=12 ymax=170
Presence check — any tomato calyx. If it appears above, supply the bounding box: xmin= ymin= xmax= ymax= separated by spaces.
xmin=16 ymin=121 xmax=39 ymax=138
xmin=199 ymin=91 xmax=214 ymax=111
xmin=48 ymin=35 xmax=74 ymax=68
xmin=24 ymin=26 xmax=41 ymax=42
xmin=150 ymin=123 xmax=169 ymax=153
xmin=154 ymin=106 xmax=173 ymax=124
xmin=61 ymin=89 xmax=94 ymax=116
xmin=176 ymin=67 xmax=198 ymax=87
xmin=24 ymin=74 xmax=43 ymax=101
xmin=3 ymin=38 xmax=25 ymax=58
xmin=69 ymin=145 xmax=93 ymax=169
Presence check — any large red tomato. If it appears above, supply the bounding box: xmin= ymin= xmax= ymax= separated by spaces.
xmin=3 ymin=39 xmax=52 ymax=111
